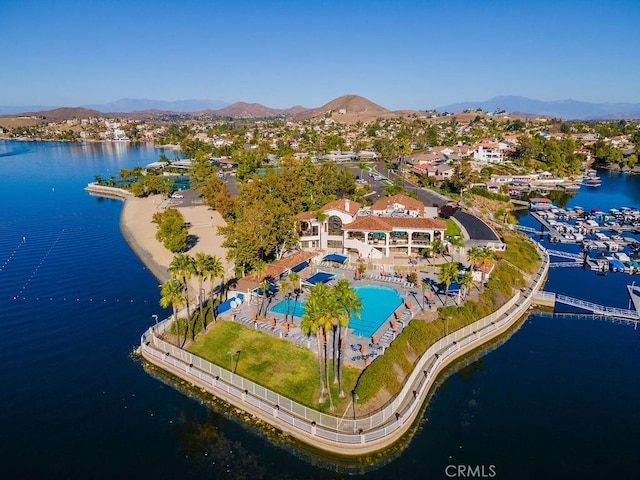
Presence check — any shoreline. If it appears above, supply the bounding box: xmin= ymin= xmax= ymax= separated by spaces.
xmin=119 ymin=198 xmax=171 ymax=284
xmin=86 ymin=184 xmax=230 ymax=288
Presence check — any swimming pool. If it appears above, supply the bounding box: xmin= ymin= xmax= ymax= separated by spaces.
xmin=269 ymin=285 xmax=403 ymax=338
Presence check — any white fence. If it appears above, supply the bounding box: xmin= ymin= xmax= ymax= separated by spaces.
xmin=141 ymin=247 xmax=550 ymax=447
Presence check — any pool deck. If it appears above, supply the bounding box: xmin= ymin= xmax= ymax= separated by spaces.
xmin=221 ymin=262 xmax=454 ymax=368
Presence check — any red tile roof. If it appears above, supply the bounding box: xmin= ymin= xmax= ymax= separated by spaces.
xmin=322 ymin=198 xmax=361 ymax=215
xmin=371 ymin=194 xmax=424 ymax=213
xmin=343 ymin=216 xmax=446 ymax=232
xmin=243 ymin=250 xmax=320 ymax=283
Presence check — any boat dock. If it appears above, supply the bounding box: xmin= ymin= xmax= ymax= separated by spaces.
xmin=533 ymin=289 xmax=640 ymax=321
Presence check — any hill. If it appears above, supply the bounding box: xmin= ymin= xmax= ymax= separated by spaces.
xmin=208 ymin=101 xmax=306 ymax=118
xmin=296 ymin=94 xmax=406 ymax=123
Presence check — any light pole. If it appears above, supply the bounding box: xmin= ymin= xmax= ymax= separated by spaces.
xmin=352 ymin=390 xmax=359 ymax=431
xmin=152 ymin=314 xmax=158 ymax=335
xmin=234 ymin=350 xmax=241 ymax=373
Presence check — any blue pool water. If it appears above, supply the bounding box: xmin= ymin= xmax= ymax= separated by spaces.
xmin=270 ymin=285 xmax=403 ymax=338
xmin=350 ymin=285 xmax=404 ymax=337
xmin=270 ymin=298 xmax=306 ymax=318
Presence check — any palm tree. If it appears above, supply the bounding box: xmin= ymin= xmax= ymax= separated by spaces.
xmin=438 ymin=262 xmax=459 ymax=303
xmin=288 ymin=271 xmax=301 ymax=325
xmin=315 ymin=210 xmax=328 ymax=250
xmin=169 ymin=254 xmax=196 ymax=340
xmin=334 ymin=279 xmax=362 ymax=397
xmin=432 ymin=237 xmax=445 ymax=261
xmin=420 ymin=279 xmax=429 ymax=310
xmin=289 ymin=271 xmax=301 ymax=295
xmin=477 ymin=247 xmax=497 ymax=284
xmin=253 ymin=260 xmax=268 ymax=316
xmin=205 ymin=255 xmax=224 ymax=323
xmin=459 ymin=271 xmax=474 ymax=301
xmin=301 ymin=282 xmax=339 ymax=408
xmin=466 ymin=246 xmax=483 ymax=272
xmin=193 ymin=252 xmax=211 ymax=332
xmin=279 ymin=278 xmax=292 ymax=324
xmin=301 ymin=284 xmax=328 ymax=404
xmin=159 ymin=279 xmax=187 ymax=347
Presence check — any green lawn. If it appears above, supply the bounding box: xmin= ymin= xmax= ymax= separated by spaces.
xmin=187 ymin=320 xmax=361 ymax=413
xmin=445 ymin=218 xmax=462 ymax=237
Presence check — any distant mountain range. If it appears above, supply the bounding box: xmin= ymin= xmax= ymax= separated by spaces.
xmin=81 ymin=98 xmax=229 ymax=113
xmin=434 ymin=96 xmax=640 ymax=120
xmin=3 ymin=95 xmax=640 ymax=121
xmin=0 ymin=105 xmax=59 ymax=115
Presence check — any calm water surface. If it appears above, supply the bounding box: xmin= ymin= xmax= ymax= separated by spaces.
xmin=1 ymin=140 xmax=639 ymax=479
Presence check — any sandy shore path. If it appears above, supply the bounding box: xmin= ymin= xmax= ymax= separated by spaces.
xmin=120 ymin=194 xmax=230 ymax=290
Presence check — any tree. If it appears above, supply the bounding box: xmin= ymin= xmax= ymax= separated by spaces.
xmin=253 ymin=260 xmax=268 ymax=317
xmin=333 ymin=279 xmax=362 ymax=398
xmin=438 ymin=262 xmax=459 ymax=302
xmin=154 ymin=208 xmax=189 ymax=252
xmin=169 ymin=254 xmax=196 ymax=340
xmin=315 ymin=210 xmax=328 ymax=250
xmin=189 ymin=150 xmax=215 ymax=191
xmin=449 ymin=159 xmax=473 ymax=194
xmin=206 ymin=255 xmax=225 ymax=322
xmin=478 ymin=247 xmax=496 ymax=283
xmin=459 ymin=271 xmax=474 ymax=300
xmin=159 ymin=279 xmax=187 ymax=347
xmin=193 ymin=252 xmax=222 ymax=330
xmin=301 ymin=283 xmax=331 ymax=404
xmin=279 ymin=278 xmax=292 ymax=324
xmin=466 ymin=246 xmax=483 ymax=273
xmin=420 ymin=279 xmax=429 ymax=310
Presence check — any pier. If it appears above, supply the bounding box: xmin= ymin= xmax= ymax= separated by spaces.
xmin=533 ymin=290 xmax=639 ymax=320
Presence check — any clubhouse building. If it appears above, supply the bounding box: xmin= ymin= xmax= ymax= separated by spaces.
xmin=297 ymin=194 xmax=447 ymax=260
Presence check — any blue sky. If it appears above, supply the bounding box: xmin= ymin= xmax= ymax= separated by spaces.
xmin=2 ymin=0 xmax=639 ymax=110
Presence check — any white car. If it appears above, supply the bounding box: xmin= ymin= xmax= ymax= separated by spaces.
xmin=171 ymin=193 xmax=184 ymax=199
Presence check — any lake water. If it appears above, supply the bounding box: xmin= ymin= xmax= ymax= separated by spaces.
xmin=1 ymin=140 xmax=639 ymax=479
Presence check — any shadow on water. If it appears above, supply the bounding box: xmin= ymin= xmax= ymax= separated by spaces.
xmin=138 ymin=310 xmax=533 ymax=476
xmin=0 ymin=144 xmax=31 ymax=157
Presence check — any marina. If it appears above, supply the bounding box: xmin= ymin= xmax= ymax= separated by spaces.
xmin=524 ymin=199 xmax=640 ymax=275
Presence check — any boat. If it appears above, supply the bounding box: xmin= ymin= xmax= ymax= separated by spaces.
xmin=583 ymin=178 xmax=602 ymax=188
xmin=529 ymin=197 xmax=554 ymax=210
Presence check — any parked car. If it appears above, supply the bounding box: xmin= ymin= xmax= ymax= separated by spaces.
xmin=171 ymin=193 xmax=184 ymax=199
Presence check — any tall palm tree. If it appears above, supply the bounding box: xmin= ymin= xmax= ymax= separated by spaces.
xmin=279 ymin=278 xmax=292 ymax=324
xmin=459 ymin=271 xmax=474 ymax=301
xmin=432 ymin=237 xmax=445 ymax=261
xmin=420 ymin=279 xmax=429 ymax=310
xmin=253 ymin=260 xmax=268 ymax=316
xmin=159 ymin=279 xmax=187 ymax=347
xmin=478 ymin=247 xmax=497 ymax=284
xmin=169 ymin=254 xmax=196 ymax=339
xmin=334 ymin=279 xmax=362 ymax=397
xmin=257 ymin=280 xmax=270 ymax=317
xmin=193 ymin=252 xmax=211 ymax=332
xmin=438 ymin=262 xmax=459 ymax=303
xmin=288 ymin=271 xmax=301 ymax=325
xmin=205 ymin=254 xmax=224 ymax=323
xmin=301 ymin=284 xmax=328 ymax=404
xmin=301 ymin=282 xmax=339 ymax=408
xmin=315 ymin=210 xmax=328 ymax=250
xmin=466 ymin=246 xmax=483 ymax=273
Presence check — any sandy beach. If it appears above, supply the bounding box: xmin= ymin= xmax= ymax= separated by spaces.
xmin=119 ymin=194 xmax=230 ymax=290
